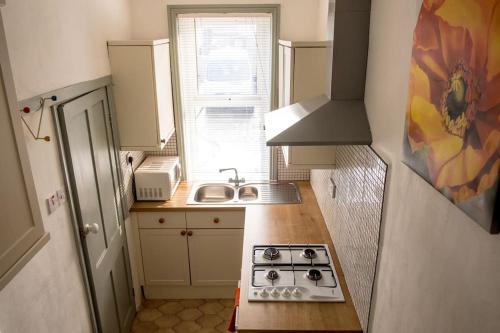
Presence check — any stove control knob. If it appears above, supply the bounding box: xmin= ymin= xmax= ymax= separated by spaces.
xmin=271 ymin=288 xmax=280 ymax=297
xmin=259 ymin=289 xmax=269 ymax=297
xmin=281 ymin=288 xmax=291 ymax=297
xmin=292 ymin=288 xmax=302 ymax=297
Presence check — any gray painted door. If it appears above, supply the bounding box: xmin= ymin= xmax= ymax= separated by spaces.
xmin=58 ymin=88 xmax=135 ymax=333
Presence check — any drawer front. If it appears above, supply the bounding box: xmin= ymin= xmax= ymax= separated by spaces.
xmin=138 ymin=212 xmax=186 ymax=229
xmin=186 ymin=210 xmax=245 ymax=229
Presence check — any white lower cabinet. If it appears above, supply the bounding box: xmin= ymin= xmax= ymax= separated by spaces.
xmin=188 ymin=229 xmax=244 ymax=286
xmin=139 ymin=229 xmax=190 ymax=286
xmin=136 ymin=209 xmax=245 ymax=298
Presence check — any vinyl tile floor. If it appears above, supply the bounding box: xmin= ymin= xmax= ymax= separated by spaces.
xmin=131 ymin=299 xmax=235 ymax=333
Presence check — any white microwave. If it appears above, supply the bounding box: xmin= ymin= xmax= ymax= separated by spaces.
xmin=134 ymin=156 xmax=181 ymax=201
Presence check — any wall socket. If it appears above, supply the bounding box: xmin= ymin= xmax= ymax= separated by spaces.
xmin=328 ymin=177 xmax=336 ymax=199
xmin=126 ymin=152 xmax=133 ymax=165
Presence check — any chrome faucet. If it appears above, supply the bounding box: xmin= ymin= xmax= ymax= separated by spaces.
xmin=219 ymin=168 xmax=245 ymax=187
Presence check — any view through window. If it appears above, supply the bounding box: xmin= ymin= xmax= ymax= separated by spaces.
xmin=176 ymin=14 xmax=272 ymax=181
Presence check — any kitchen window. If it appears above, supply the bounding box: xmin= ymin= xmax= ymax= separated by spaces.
xmin=169 ymin=7 xmax=278 ymax=181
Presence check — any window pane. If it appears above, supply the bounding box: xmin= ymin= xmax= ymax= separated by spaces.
xmin=196 ymin=21 xmax=258 ymax=96
xmin=176 ymin=14 xmax=272 ymax=181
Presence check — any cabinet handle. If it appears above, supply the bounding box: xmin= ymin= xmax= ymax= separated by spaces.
xmin=158 ymin=218 xmax=165 ymax=224
xmin=180 ymin=230 xmax=186 ymax=236
xmin=187 ymin=230 xmax=193 ymax=236
xmin=213 ymin=217 xmax=220 ymax=224
xmin=160 ymin=138 xmax=166 ymax=144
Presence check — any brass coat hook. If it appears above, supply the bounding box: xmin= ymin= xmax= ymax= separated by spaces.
xmin=20 ymin=95 xmax=57 ymax=142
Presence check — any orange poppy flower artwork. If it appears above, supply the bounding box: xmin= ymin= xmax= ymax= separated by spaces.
xmin=403 ymin=0 xmax=500 ymax=233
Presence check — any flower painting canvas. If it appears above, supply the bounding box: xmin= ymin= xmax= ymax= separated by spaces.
xmin=403 ymin=0 xmax=500 ymax=233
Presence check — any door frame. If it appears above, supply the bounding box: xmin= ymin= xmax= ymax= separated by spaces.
xmin=47 ymin=77 xmax=133 ymax=332
xmin=167 ymin=4 xmax=281 ymax=181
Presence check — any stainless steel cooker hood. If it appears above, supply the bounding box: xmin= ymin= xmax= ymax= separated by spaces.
xmin=265 ymin=0 xmax=372 ymax=146
xmin=265 ymin=95 xmax=371 ymax=146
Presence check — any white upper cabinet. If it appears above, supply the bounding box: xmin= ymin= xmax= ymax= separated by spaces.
xmin=278 ymin=40 xmax=329 ymax=107
xmin=278 ymin=40 xmax=336 ymax=169
xmin=281 ymin=145 xmax=337 ymax=170
xmin=108 ymin=40 xmax=175 ymax=151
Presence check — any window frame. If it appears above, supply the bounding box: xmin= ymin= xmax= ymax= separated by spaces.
xmin=167 ymin=4 xmax=280 ymax=181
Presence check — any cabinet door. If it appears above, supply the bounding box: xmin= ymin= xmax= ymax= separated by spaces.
xmin=188 ymin=229 xmax=243 ymax=286
xmin=153 ymin=43 xmax=175 ymax=145
xmin=278 ymin=45 xmax=293 ymax=107
xmin=108 ymin=45 xmax=159 ymax=150
xmin=289 ymin=146 xmax=336 ymax=168
xmin=139 ymin=229 xmax=190 ymax=286
xmin=293 ymin=47 xmax=328 ymax=103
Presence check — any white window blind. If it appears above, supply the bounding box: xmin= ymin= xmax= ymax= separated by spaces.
xmin=175 ymin=13 xmax=273 ymax=181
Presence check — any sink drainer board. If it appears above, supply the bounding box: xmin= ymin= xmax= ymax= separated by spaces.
xmin=187 ymin=182 xmax=301 ymax=205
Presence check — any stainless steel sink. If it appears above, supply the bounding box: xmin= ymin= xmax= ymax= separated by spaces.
xmin=188 ymin=182 xmax=301 ymax=205
xmin=238 ymin=186 xmax=258 ymax=201
xmin=193 ymin=184 xmax=235 ymax=203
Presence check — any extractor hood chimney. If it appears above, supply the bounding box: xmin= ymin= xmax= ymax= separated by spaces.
xmin=265 ymin=0 xmax=372 ymax=146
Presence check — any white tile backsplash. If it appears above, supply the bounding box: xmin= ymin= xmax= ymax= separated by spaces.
xmin=146 ymin=131 xmax=178 ymax=157
xmin=277 ymin=146 xmax=310 ymax=181
xmin=311 ymin=145 xmax=387 ymax=332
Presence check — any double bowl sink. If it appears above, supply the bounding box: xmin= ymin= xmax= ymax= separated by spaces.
xmin=187 ymin=182 xmax=301 ymax=205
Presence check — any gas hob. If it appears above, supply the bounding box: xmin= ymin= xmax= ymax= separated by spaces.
xmin=249 ymin=244 xmax=345 ymax=302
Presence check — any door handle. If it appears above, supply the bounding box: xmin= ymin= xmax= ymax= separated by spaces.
xmin=83 ymin=223 xmax=100 ymax=236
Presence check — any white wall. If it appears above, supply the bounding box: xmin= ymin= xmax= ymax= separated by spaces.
xmin=315 ymin=0 xmax=329 ymax=40
xmin=130 ymin=0 xmax=328 ymax=41
xmin=4 ymin=0 xmax=132 ymax=100
xmin=365 ymin=0 xmax=500 ymax=332
xmin=0 ymin=1 xmax=132 ymax=332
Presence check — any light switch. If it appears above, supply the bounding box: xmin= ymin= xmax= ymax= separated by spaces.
xmin=56 ymin=189 xmax=66 ymax=204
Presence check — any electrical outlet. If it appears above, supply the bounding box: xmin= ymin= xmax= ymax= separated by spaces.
xmin=126 ymin=152 xmax=133 ymax=165
xmin=328 ymin=177 xmax=336 ymax=199
xmin=56 ymin=189 xmax=66 ymax=204
xmin=46 ymin=194 xmax=59 ymax=214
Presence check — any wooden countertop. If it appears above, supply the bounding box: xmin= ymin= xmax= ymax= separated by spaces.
xmin=131 ymin=182 xmax=361 ymax=332
xmin=237 ymin=182 xmax=361 ymax=333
